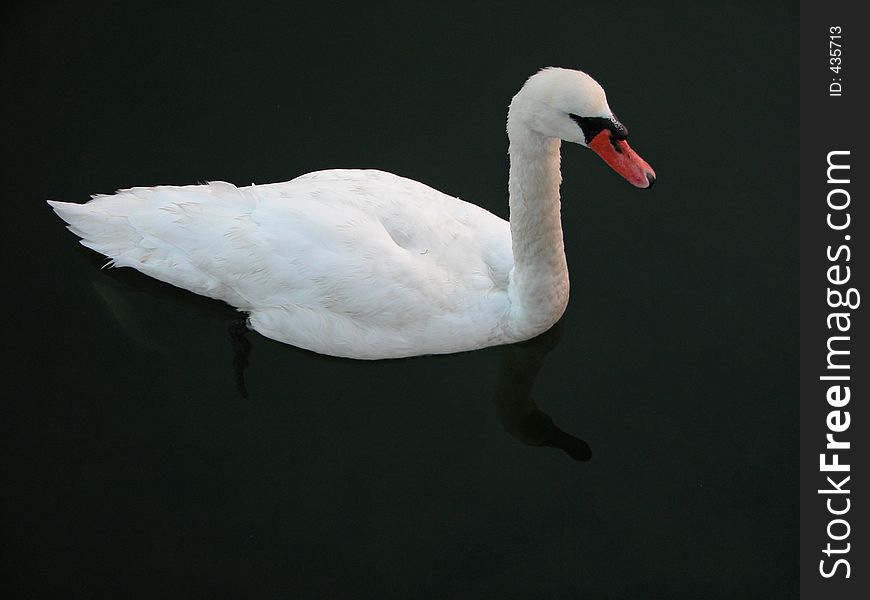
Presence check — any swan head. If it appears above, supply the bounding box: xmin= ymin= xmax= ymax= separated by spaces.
xmin=509 ymin=67 xmax=656 ymax=188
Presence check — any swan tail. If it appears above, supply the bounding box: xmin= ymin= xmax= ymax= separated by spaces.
xmin=47 ymin=183 xmax=256 ymax=306
xmin=48 ymin=196 xmax=143 ymax=266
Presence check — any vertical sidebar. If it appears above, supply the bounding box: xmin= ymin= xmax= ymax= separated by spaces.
xmin=800 ymin=1 xmax=867 ymax=598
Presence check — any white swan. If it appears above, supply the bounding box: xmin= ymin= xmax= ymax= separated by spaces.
xmin=49 ymin=68 xmax=655 ymax=360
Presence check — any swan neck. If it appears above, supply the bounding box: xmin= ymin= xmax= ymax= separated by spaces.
xmin=507 ymin=124 xmax=569 ymax=338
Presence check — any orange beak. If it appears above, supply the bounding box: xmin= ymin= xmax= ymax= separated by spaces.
xmin=588 ymin=130 xmax=656 ymax=189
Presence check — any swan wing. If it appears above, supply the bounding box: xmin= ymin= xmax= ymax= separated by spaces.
xmin=50 ymin=170 xmax=514 ymax=358
xmin=243 ymin=170 xmax=515 ymax=356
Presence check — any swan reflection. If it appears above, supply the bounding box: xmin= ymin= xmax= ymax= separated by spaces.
xmin=94 ymin=269 xmax=589 ymax=461
xmin=494 ymin=321 xmax=591 ymax=462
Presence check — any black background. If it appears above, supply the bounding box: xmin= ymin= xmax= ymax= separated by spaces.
xmin=2 ymin=1 xmax=798 ymax=598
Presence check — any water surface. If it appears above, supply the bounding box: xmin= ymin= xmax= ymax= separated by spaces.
xmin=2 ymin=2 xmax=798 ymax=597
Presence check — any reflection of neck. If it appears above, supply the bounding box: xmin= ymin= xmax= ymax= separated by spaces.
xmin=493 ymin=322 xmax=590 ymax=461
xmin=506 ymin=119 xmax=569 ymax=340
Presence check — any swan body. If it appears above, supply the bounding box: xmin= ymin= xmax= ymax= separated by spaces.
xmin=49 ymin=68 xmax=655 ymax=359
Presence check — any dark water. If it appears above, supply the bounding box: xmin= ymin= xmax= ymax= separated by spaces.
xmin=2 ymin=1 xmax=798 ymax=598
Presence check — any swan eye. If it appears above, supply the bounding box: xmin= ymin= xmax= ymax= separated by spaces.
xmin=569 ymin=114 xmax=629 ymax=143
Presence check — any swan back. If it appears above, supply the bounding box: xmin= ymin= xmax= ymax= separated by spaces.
xmin=51 ymin=171 xmax=516 ymax=359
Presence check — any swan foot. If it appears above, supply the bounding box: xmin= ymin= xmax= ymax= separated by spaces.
xmin=228 ymin=316 xmax=252 ymax=397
